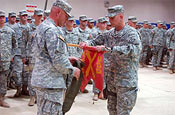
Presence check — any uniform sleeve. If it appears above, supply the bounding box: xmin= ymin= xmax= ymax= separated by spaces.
xmin=11 ymin=29 xmax=17 ymax=58
xmin=112 ymin=31 xmax=142 ymax=58
xmin=45 ymin=30 xmax=75 ymax=75
xmin=89 ymin=34 xmax=105 ymax=46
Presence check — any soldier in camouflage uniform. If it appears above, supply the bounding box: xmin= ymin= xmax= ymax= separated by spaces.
xmin=11 ymin=10 xmax=31 ymax=97
xmin=31 ymin=1 xmax=80 ymax=114
xmin=87 ymin=18 xmax=97 ymax=38
xmin=106 ymin=21 xmax=113 ymax=31
xmin=165 ymin=22 xmax=175 ymax=66
xmin=0 ymin=10 xmax=16 ymax=108
xmin=167 ymin=27 xmax=175 ymax=74
xmin=128 ymin=16 xmax=137 ymax=29
xmin=139 ymin=20 xmax=153 ymax=67
xmin=150 ymin=21 xmax=166 ymax=70
xmin=26 ymin=9 xmax=43 ymax=106
xmin=6 ymin=12 xmax=16 ymax=29
xmin=81 ymin=5 xmax=141 ymax=115
xmin=5 ymin=12 xmax=17 ymax=89
xmin=75 ymin=15 xmax=91 ymax=43
xmin=62 ymin=16 xmax=80 ymax=88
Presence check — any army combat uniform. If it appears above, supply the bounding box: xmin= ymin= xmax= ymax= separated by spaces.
xmin=0 ymin=10 xmax=16 ymax=107
xmin=90 ymin=5 xmax=142 ymax=115
xmin=31 ymin=1 xmax=76 ymax=114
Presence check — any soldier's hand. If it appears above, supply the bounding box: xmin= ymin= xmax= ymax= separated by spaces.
xmin=22 ymin=58 xmax=26 ymax=64
xmin=96 ymin=45 xmax=105 ymax=52
xmin=11 ymin=58 xmax=13 ymax=62
xmin=80 ymin=42 xmax=87 ymax=49
xmin=69 ymin=57 xmax=79 ymax=65
xmin=73 ymin=67 xmax=80 ymax=80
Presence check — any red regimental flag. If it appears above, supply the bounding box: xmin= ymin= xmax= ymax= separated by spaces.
xmin=80 ymin=46 xmax=105 ymax=92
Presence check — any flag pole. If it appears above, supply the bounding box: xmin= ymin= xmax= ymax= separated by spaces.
xmin=44 ymin=0 xmax=48 ymax=11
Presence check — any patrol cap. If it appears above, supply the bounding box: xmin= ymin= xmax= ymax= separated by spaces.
xmin=157 ymin=20 xmax=163 ymax=25
xmin=107 ymin=21 xmax=111 ymax=26
xmin=79 ymin=15 xmax=88 ymax=21
xmin=89 ymin=19 xmax=95 ymax=23
xmin=107 ymin=5 xmax=124 ymax=17
xmin=0 ymin=10 xmax=5 ymax=17
xmin=87 ymin=18 xmax=93 ymax=21
xmin=143 ymin=20 xmax=149 ymax=24
xmin=128 ymin=16 xmax=137 ymax=23
xmin=34 ymin=9 xmax=43 ymax=16
xmin=98 ymin=17 xmax=107 ymax=23
xmin=16 ymin=17 xmax=20 ymax=21
xmin=27 ymin=16 xmax=32 ymax=20
xmin=170 ymin=21 xmax=175 ymax=25
xmin=19 ymin=10 xmax=28 ymax=16
xmin=44 ymin=10 xmax=50 ymax=17
xmin=53 ymin=0 xmax=72 ymax=17
xmin=8 ymin=12 xmax=16 ymax=17
xmin=148 ymin=22 xmax=152 ymax=26
xmin=68 ymin=16 xmax=75 ymax=21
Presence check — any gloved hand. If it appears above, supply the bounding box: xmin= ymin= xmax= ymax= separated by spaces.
xmin=73 ymin=67 xmax=80 ymax=80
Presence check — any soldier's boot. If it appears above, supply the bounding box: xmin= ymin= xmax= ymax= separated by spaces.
xmin=139 ymin=63 xmax=144 ymax=68
xmin=143 ymin=64 xmax=148 ymax=68
xmin=99 ymin=91 xmax=106 ymax=100
xmin=21 ymin=85 xmax=29 ymax=96
xmin=156 ymin=67 xmax=162 ymax=70
xmin=14 ymin=87 xmax=22 ymax=97
xmin=28 ymin=96 xmax=35 ymax=106
xmin=169 ymin=69 xmax=174 ymax=74
xmin=0 ymin=95 xmax=10 ymax=108
xmin=82 ymin=88 xmax=89 ymax=93
xmin=153 ymin=67 xmax=157 ymax=71
xmin=93 ymin=93 xmax=98 ymax=101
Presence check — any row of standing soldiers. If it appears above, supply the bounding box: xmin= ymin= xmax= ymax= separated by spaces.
xmin=127 ymin=16 xmax=175 ymax=74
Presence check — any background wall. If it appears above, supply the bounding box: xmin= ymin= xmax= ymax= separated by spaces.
xmin=0 ymin=0 xmax=174 ymax=23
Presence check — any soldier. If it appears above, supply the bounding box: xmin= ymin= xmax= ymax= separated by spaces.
xmin=139 ymin=20 xmax=153 ymax=67
xmin=31 ymin=0 xmax=80 ymax=114
xmin=43 ymin=10 xmax=50 ymax=20
xmin=62 ymin=16 xmax=80 ymax=88
xmin=87 ymin=18 xmax=97 ymax=38
xmin=27 ymin=16 xmax=32 ymax=24
xmin=11 ymin=10 xmax=31 ymax=97
xmin=166 ymin=22 xmax=175 ymax=66
xmin=75 ymin=15 xmax=91 ymax=42
xmin=81 ymin=5 xmax=141 ymax=115
xmin=128 ymin=16 xmax=137 ymax=29
xmin=167 ymin=25 xmax=175 ymax=74
xmin=150 ymin=21 xmax=166 ymax=70
xmin=26 ymin=9 xmax=43 ymax=106
xmin=0 ymin=10 xmax=16 ymax=108
xmin=6 ymin=12 xmax=16 ymax=28
xmin=16 ymin=16 xmax=20 ymax=23
xmin=106 ymin=21 xmax=113 ymax=30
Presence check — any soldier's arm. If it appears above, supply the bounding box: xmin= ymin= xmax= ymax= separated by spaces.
xmin=45 ymin=30 xmax=75 ymax=75
xmin=11 ymin=29 xmax=17 ymax=58
xmin=112 ymin=31 xmax=141 ymax=57
xmin=89 ymin=34 xmax=106 ymax=46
